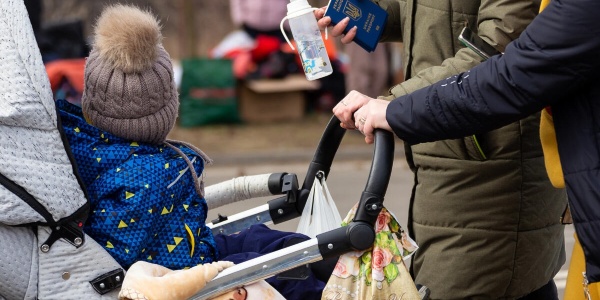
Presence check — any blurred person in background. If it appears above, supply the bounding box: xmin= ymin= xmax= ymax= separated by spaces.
xmin=230 ymin=0 xmax=289 ymax=42
xmin=344 ymin=42 xmax=393 ymax=99
xmin=227 ymin=0 xmax=346 ymax=113
xmin=25 ymin=0 xmax=88 ymax=105
xmin=220 ymin=0 xmax=294 ymax=80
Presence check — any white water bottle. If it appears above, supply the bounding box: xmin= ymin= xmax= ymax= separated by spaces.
xmin=280 ymin=0 xmax=333 ymax=81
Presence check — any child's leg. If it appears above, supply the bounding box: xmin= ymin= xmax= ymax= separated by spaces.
xmin=214 ymin=224 xmax=309 ymax=260
xmin=214 ymin=224 xmax=327 ymax=299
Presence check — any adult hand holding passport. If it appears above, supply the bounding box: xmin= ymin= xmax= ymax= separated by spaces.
xmin=315 ymin=0 xmax=387 ymax=52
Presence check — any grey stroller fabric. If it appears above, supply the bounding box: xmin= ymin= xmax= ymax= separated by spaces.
xmin=0 ymin=0 xmax=86 ymax=225
xmin=0 ymin=0 xmax=123 ymax=298
xmin=0 ymin=224 xmax=37 ymax=299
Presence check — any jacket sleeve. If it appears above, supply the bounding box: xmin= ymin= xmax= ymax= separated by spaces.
xmin=373 ymin=0 xmax=402 ymax=42
xmin=386 ymin=0 xmax=600 ymax=145
xmin=387 ymin=0 xmax=540 ymax=98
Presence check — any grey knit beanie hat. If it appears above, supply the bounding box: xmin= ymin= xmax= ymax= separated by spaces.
xmin=82 ymin=4 xmax=177 ymax=144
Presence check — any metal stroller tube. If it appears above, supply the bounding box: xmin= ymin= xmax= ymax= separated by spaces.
xmin=193 ymin=116 xmax=395 ymax=299
xmin=205 ymin=173 xmax=293 ymax=210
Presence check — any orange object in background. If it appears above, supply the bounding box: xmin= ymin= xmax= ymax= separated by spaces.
xmin=321 ymin=33 xmax=338 ymax=61
xmin=45 ymin=58 xmax=86 ymax=94
xmin=45 ymin=58 xmax=86 ymax=105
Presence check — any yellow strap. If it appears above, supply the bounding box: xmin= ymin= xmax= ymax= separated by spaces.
xmin=538 ymin=0 xmax=565 ymax=188
xmin=540 ymin=109 xmax=565 ymax=187
xmin=540 ymin=0 xmax=551 ymax=11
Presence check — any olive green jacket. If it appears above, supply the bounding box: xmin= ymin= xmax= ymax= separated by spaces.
xmin=374 ymin=0 xmax=567 ymax=298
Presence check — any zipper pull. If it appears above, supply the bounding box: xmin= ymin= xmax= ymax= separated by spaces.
xmin=583 ymin=272 xmax=592 ymax=300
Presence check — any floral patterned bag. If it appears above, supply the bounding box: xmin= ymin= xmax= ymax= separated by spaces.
xmin=321 ymin=205 xmax=421 ymax=300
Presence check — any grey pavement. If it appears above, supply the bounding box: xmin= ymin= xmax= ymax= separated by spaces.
xmin=207 ymin=141 xmax=406 ymax=167
xmin=209 ymin=147 xmax=368 ymax=167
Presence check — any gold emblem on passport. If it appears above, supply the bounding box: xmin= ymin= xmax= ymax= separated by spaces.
xmin=344 ymin=1 xmax=362 ymax=20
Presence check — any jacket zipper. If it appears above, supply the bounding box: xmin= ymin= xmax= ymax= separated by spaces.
xmin=471 ymin=134 xmax=487 ymax=159
xmin=583 ymin=272 xmax=592 ymax=300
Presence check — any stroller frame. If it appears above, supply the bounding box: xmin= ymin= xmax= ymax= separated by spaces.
xmin=196 ymin=116 xmax=395 ymax=299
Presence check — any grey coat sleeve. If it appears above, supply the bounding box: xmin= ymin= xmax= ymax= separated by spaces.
xmin=385 ymin=0 xmax=600 ymax=145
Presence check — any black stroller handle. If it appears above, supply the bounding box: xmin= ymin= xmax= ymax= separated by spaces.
xmin=304 ymin=116 xmax=394 ymax=220
xmin=194 ymin=116 xmax=396 ymax=299
xmin=268 ymin=115 xmax=395 ymax=257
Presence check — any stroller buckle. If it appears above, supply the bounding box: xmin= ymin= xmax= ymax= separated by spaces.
xmin=89 ymin=268 xmax=125 ymax=295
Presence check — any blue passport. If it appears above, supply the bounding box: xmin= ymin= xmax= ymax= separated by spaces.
xmin=324 ymin=0 xmax=388 ymax=52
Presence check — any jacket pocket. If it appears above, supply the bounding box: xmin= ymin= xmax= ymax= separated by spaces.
xmin=464 ymin=134 xmax=487 ymax=160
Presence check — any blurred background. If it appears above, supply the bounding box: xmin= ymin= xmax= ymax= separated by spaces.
xmin=35 ymin=0 xmax=235 ymax=59
xmin=31 ymin=0 xmax=406 ymax=161
xmin=36 ymin=0 xmax=397 ymax=60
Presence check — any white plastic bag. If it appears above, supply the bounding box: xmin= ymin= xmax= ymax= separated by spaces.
xmin=296 ymin=171 xmax=343 ymax=238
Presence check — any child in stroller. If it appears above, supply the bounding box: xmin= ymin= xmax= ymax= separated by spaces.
xmin=0 ymin=1 xmax=421 ymax=298
xmin=57 ymin=4 xmax=330 ymax=299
